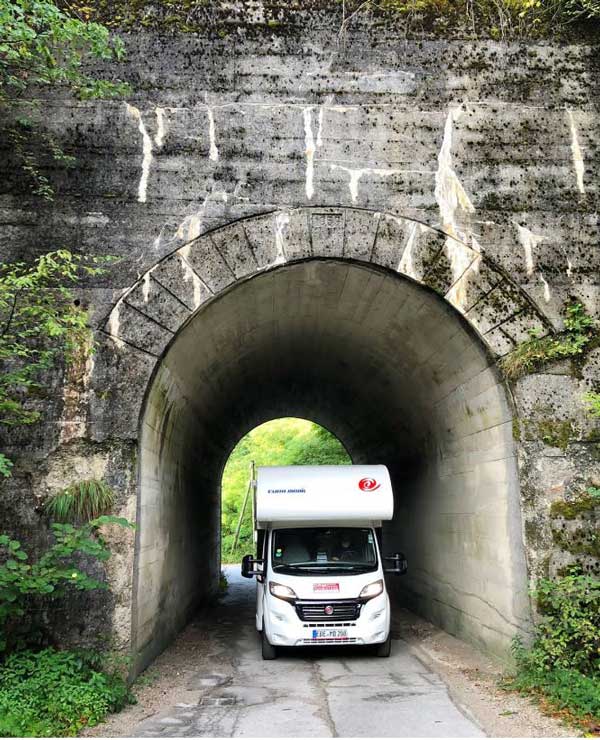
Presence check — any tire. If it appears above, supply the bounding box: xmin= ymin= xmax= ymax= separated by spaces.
xmin=375 ymin=634 xmax=392 ymax=658
xmin=261 ymin=628 xmax=277 ymax=660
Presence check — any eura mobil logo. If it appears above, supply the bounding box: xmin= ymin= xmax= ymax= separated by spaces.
xmin=358 ymin=477 xmax=380 ymax=492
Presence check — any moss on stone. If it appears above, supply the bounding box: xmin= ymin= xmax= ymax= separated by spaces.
xmin=512 ymin=417 xmax=521 ymax=441
xmin=550 ymin=491 xmax=600 ymax=520
xmin=524 ymin=418 xmax=575 ymax=451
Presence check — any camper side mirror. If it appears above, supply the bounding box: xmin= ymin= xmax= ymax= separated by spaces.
xmin=241 ymin=554 xmax=264 ymax=579
xmin=384 ymin=552 xmax=407 ymax=576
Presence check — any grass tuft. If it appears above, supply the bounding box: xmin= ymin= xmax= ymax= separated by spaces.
xmin=46 ymin=480 xmax=115 ymax=523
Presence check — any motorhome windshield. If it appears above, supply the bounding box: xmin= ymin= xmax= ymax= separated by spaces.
xmin=271 ymin=527 xmax=378 ymax=575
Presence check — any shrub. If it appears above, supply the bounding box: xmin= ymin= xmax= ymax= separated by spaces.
xmin=506 ymin=569 xmax=600 ymax=729
xmin=0 ymin=648 xmax=134 ymax=737
xmin=500 ymin=302 xmax=596 ymax=381
xmin=0 ymin=516 xmax=134 ymax=653
xmin=529 ymin=570 xmax=600 ymax=677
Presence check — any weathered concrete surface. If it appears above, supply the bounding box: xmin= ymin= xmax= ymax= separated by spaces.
xmin=131 ymin=567 xmax=483 ymax=738
xmin=1 ymin=6 xmax=599 ymax=670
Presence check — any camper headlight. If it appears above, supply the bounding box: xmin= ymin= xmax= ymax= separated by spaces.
xmin=359 ymin=579 xmax=384 ymax=601
xmin=269 ymin=581 xmax=298 ymax=603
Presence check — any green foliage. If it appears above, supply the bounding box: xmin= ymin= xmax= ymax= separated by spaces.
xmin=221 ymin=418 xmax=351 ymax=562
xmin=515 ymin=570 xmax=600 ymax=678
xmin=507 ymin=655 xmax=600 ymax=725
xmin=0 ymin=250 xmax=115 ymax=476
xmin=0 ymin=0 xmax=130 ymax=198
xmin=585 ymin=391 xmax=600 ymax=419
xmin=0 ymin=516 xmax=134 ymax=653
xmin=506 ymin=569 xmax=600 ymax=728
xmin=500 ymin=302 xmax=596 ymax=381
xmin=0 ymin=647 xmax=134 ymax=736
xmin=46 ymin=479 xmax=115 ymax=522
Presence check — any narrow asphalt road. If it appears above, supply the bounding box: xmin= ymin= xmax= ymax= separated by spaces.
xmin=133 ymin=566 xmax=484 ymax=737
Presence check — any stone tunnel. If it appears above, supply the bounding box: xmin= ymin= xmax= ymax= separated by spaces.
xmin=130 ymin=210 xmax=538 ymax=671
xmin=2 ymin=3 xmax=599 ymax=677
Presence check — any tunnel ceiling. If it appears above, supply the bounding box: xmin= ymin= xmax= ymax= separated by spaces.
xmin=154 ymin=259 xmax=501 ymax=468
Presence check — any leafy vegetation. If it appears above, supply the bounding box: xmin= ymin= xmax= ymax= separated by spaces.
xmin=0 ymin=250 xmax=115 ymax=477
xmin=506 ymin=568 xmax=600 ymax=730
xmin=221 ymin=418 xmax=350 ymax=562
xmin=1 ymin=0 xmax=129 ymax=199
xmin=0 ymin=516 xmax=136 ymax=735
xmin=0 ymin=647 xmax=134 ymax=737
xmin=0 ymin=515 xmax=134 ymax=654
xmin=500 ymin=302 xmax=596 ymax=381
xmin=46 ymin=479 xmax=115 ymax=522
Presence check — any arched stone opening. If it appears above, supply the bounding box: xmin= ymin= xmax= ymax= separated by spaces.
xmin=132 ymin=257 xmax=532 ymax=673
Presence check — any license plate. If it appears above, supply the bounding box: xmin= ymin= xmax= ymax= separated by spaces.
xmin=312 ymin=629 xmax=348 ymax=639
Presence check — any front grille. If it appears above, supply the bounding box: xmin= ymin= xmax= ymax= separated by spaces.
xmin=295 ymin=599 xmax=362 ymax=622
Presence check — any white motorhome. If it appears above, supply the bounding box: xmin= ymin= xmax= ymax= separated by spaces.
xmin=241 ymin=465 xmax=407 ymax=660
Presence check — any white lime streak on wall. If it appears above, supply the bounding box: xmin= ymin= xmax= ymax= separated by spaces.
xmin=566 ymin=108 xmax=585 ymax=195
xmin=539 ymin=273 xmax=551 ymax=303
xmin=303 ymin=107 xmax=316 ymax=200
xmin=316 ymin=105 xmax=325 ymax=147
xmin=398 ymin=222 xmax=419 ymax=279
xmin=273 ymin=212 xmax=289 ymax=265
xmin=142 ymin=271 xmax=152 ymax=303
xmin=174 ymin=189 xmax=229 ymax=243
xmin=154 ymin=107 xmax=167 ymax=148
xmin=329 ymin=164 xmax=410 ymax=204
xmin=176 ymin=213 xmax=203 ymax=242
xmin=515 ymin=223 xmax=545 ymax=277
xmin=126 ymin=103 xmax=153 ymax=203
xmin=207 ymin=108 xmax=219 ymax=162
xmin=178 ymin=245 xmax=205 ymax=309
xmin=434 ymin=107 xmax=480 ymax=312
xmin=107 ymin=298 xmax=125 ymax=349
xmin=446 ymin=238 xmax=482 ymax=313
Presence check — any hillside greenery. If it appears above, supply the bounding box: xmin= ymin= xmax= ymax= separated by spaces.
xmin=221 ymin=418 xmax=351 ymax=563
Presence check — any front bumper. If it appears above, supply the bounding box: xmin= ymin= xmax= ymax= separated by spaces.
xmin=264 ymin=593 xmax=390 ymax=647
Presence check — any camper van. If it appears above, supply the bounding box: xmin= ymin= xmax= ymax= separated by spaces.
xmin=241 ymin=465 xmax=407 ymax=660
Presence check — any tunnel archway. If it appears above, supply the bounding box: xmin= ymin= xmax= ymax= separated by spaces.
xmin=132 ymin=256 xmax=532 ymax=672
xmin=220 ymin=417 xmax=352 ymax=562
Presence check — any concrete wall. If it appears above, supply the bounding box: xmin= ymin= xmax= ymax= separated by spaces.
xmin=1 ymin=4 xmax=599 ymax=669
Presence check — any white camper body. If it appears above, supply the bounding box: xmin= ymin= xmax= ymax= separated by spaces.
xmin=242 ymin=465 xmax=405 ymax=659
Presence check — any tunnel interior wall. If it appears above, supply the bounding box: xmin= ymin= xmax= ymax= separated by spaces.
xmin=135 ymin=260 xmax=532 ymax=668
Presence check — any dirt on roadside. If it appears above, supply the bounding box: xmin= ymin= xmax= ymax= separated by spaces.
xmin=393 ymin=609 xmax=578 ymax=738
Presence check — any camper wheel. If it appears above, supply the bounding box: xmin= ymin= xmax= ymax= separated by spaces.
xmin=261 ymin=627 xmax=277 ymax=660
xmin=375 ymin=635 xmax=392 ymax=658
